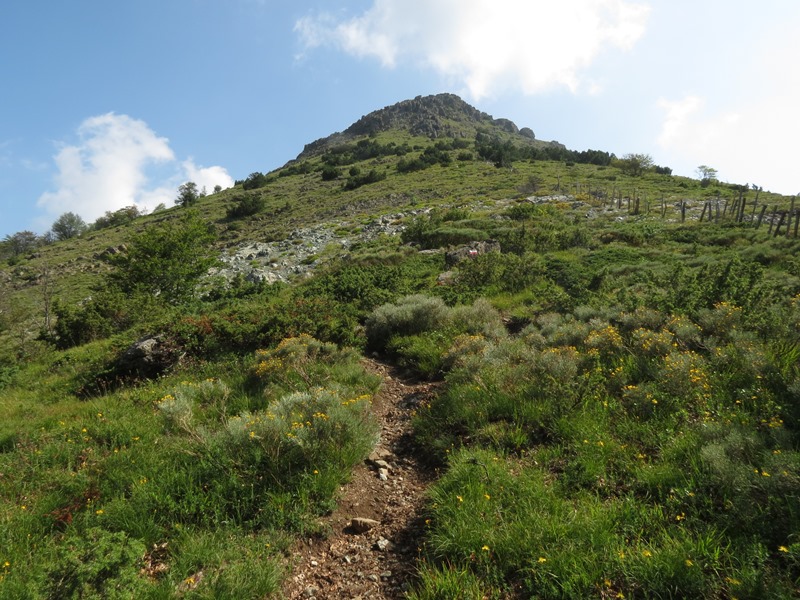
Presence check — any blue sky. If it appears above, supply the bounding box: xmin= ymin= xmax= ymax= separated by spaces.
xmin=2 ymin=0 xmax=799 ymax=239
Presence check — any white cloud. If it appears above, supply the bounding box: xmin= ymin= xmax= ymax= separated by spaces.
xmin=37 ymin=113 xmax=233 ymax=225
xmin=183 ymin=160 xmax=235 ymax=195
xmin=655 ymin=10 xmax=800 ymax=195
xmin=657 ymin=92 xmax=800 ymax=194
xmin=295 ymin=0 xmax=650 ymax=98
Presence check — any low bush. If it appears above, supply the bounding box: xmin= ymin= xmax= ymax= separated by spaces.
xmin=365 ymin=295 xmax=450 ymax=350
xmin=365 ymin=295 xmax=509 ymax=379
xmin=226 ymin=194 xmax=265 ymax=219
xmin=343 ymin=168 xmax=386 ymax=190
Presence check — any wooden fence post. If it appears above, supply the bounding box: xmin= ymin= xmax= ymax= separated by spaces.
xmin=773 ymin=211 xmax=786 ymax=237
xmin=756 ymin=205 xmax=767 ymax=228
xmin=738 ymin=189 xmax=746 ymax=222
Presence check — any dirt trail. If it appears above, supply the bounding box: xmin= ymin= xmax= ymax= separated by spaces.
xmin=282 ymin=358 xmax=440 ymax=599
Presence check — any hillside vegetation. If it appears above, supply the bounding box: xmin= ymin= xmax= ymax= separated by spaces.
xmin=1 ymin=94 xmax=799 ymax=598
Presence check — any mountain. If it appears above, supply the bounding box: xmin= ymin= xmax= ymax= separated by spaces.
xmin=296 ymin=92 xmax=556 ymax=160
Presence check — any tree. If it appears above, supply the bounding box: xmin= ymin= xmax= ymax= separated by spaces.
xmin=696 ymin=165 xmax=718 ymax=181
xmin=617 ymin=153 xmax=654 ymax=176
xmin=175 ymin=181 xmax=199 ymax=207
xmin=51 ymin=212 xmax=87 ymax=240
xmin=91 ymin=206 xmax=142 ymax=230
xmin=242 ymin=172 xmax=269 ymax=190
xmin=105 ymin=211 xmax=218 ymax=304
xmin=2 ymin=230 xmax=42 ymax=259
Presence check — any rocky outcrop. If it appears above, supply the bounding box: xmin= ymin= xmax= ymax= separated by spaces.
xmin=444 ymin=239 xmax=501 ymax=268
xmin=208 ymin=210 xmax=429 ymax=287
xmin=492 ymin=118 xmax=519 ymax=134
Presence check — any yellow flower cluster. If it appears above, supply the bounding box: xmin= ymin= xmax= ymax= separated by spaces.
xmin=632 ymin=327 xmax=674 ymax=357
xmin=276 ymin=333 xmax=315 ymax=351
xmin=341 ymin=394 xmax=371 ymax=407
xmin=255 ymin=357 xmax=284 ymax=378
xmin=764 ymin=416 xmax=784 ymax=429
xmin=662 ymin=351 xmax=711 ymax=398
xmin=585 ymin=325 xmax=623 ymax=350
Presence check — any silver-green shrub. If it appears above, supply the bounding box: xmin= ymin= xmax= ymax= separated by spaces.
xmin=365 ymin=294 xmax=450 ymax=348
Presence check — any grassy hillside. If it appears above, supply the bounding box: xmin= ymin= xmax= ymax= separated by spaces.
xmin=1 ymin=95 xmax=799 ymax=598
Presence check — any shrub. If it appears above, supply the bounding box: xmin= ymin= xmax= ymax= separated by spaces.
xmin=147 ymin=338 xmax=380 ymax=530
xmin=242 ymin=172 xmax=269 ymax=190
xmin=51 ymin=291 xmax=153 ymax=349
xmin=220 ymin=386 xmax=376 ymax=490
xmin=226 ymin=194 xmax=265 ymax=219
xmin=343 ymin=168 xmax=386 ymax=190
xmin=320 ymin=165 xmax=341 ymax=181
xmin=365 ymin=295 xmax=450 ymax=350
xmin=449 ymin=298 xmax=507 ymax=341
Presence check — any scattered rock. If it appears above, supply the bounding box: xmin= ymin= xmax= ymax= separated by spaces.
xmin=371 ymin=459 xmax=391 ymax=471
xmin=368 ymin=448 xmax=393 ymax=462
xmin=177 ymin=570 xmax=204 ymax=592
xmin=374 ymin=537 xmax=393 ymax=552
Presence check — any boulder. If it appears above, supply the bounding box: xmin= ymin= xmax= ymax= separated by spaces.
xmin=115 ymin=335 xmax=181 ymax=379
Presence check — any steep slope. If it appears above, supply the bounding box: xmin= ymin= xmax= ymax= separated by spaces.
xmin=2 ymin=92 xmax=800 ymax=599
